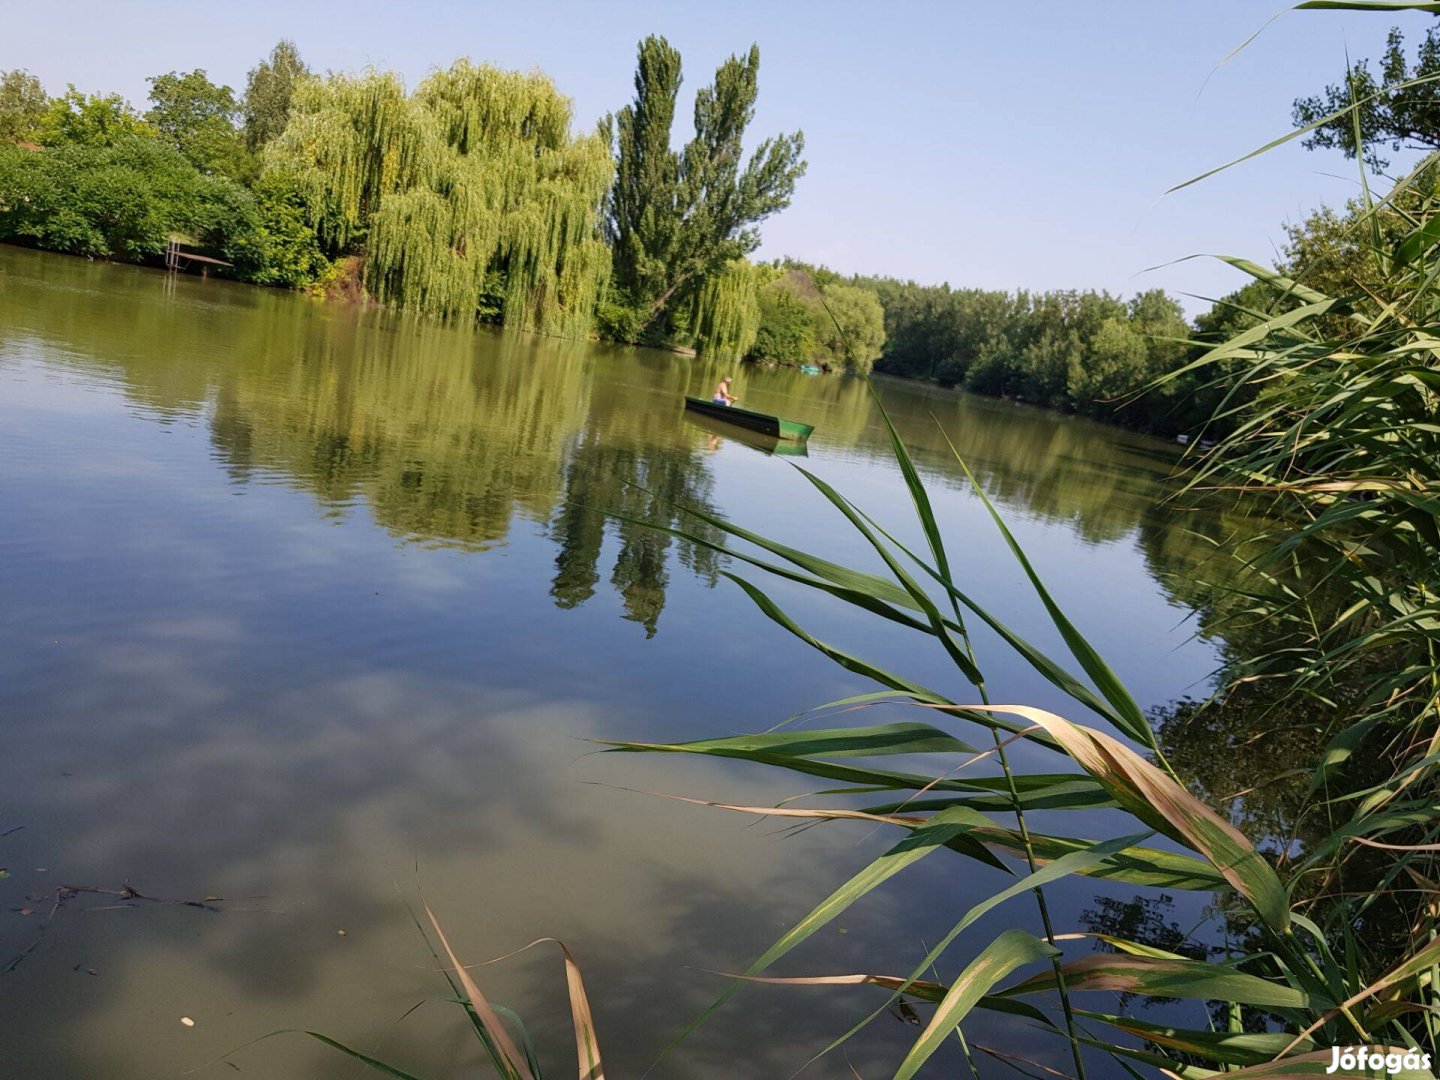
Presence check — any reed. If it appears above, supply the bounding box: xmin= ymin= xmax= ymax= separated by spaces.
xmin=601 ymin=370 xmax=1434 ymax=1075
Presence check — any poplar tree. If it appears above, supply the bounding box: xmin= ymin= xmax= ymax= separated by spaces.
xmin=0 ymin=70 xmax=47 ymax=144
xmin=608 ymin=36 xmax=805 ymax=335
xmin=243 ymin=40 xmax=309 ymax=153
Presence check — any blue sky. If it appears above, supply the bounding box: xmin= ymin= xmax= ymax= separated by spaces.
xmin=3 ymin=1 xmax=1428 ymax=313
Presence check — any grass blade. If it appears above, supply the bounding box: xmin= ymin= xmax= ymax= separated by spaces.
xmin=893 ymin=931 xmax=1061 ymax=1080
xmin=422 ymin=902 xmax=535 ymax=1080
xmin=304 ymin=1033 xmax=432 ymax=1080
xmin=1003 ymin=953 xmax=1317 ymax=1012
xmin=968 ymin=705 xmax=1292 ymax=931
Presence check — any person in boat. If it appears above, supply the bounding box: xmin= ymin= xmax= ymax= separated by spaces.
xmin=712 ymin=376 xmax=737 ymax=406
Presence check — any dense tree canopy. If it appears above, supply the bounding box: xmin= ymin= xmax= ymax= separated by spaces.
xmin=807 ymin=282 xmax=885 ymax=373
xmin=268 ymin=62 xmax=613 ymax=335
xmin=0 ymin=41 xmax=814 ymax=352
xmin=750 ymin=273 xmax=816 ymax=365
xmin=607 ymin=36 xmax=806 ymax=340
xmin=1293 ymin=25 xmax=1440 ymax=168
xmin=38 ymin=86 xmax=151 ymax=147
xmin=0 ymin=135 xmax=259 ymax=265
xmin=743 ymin=265 xmax=885 ymax=373
xmin=858 ymin=279 xmax=1194 ymax=428
xmin=146 ymin=69 xmax=252 ymax=181
xmin=0 ymin=36 xmax=1239 ymax=440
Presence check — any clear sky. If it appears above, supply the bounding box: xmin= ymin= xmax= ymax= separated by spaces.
xmin=3 ymin=1 xmax=1428 ymax=314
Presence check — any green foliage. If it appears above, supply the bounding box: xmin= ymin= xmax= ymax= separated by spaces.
xmin=1068 ymin=315 xmax=1147 ymax=409
xmin=812 ymin=281 xmax=885 ymax=373
xmin=594 ymin=289 xmax=651 ymax=344
xmin=0 ymin=135 xmax=259 ymax=265
xmin=1180 ymin=172 xmax=1440 ymax=433
xmin=746 ymin=265 xmax=885 ymax=372
xmin=1179 ymin=192 xmax=1440 ymax=826
xmin=248 ymin=168 xmax=329 ymax=286
xmin=1293 ymin=25 xmax=1440 ymax=168
xmin=607 ymin=36 xmax=806 ymax=336
xmin=1192 ymin=279 xmax=1276 ymax=343
xmin=750 ymin=273 xmax=816 ymax=364
xmin=38 ymin=85 xmax=152 ymax=147
xmin=1278 ymin=168 xmax=1439 ymax=307
xmin=267 ymin=62 xmax=613 ymax=335
xmin=607 ymin=36 xmax=682 ymax=318
xmin=242 ymin=40 xmax=308 ymax=153
xmin=608 ymin=376 xmax=1436 ymax=1074
xmin=688 ymin=258 xmax=761 ymax=361
xmin=146 ymin=69 xmax=253 ymax=182
xmin=864 ymin=280 xmax=1191 ymax=426
xmin=0 ymin=69 xmax=47 ymax=144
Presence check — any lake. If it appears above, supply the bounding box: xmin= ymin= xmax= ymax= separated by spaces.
xmin=0 ymin=245 xmax=1229 ymax=1078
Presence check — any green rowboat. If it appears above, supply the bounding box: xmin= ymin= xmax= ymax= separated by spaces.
xmin=683 ymin=396 xmax=814 ymax=441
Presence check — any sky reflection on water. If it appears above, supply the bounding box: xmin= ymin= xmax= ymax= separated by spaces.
xmin=0 ymin=246 xmax=1227 ymax=1078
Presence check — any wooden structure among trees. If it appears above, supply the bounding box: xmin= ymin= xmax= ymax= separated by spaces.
xmin=164 ymin=236 xmax=232 ymax=277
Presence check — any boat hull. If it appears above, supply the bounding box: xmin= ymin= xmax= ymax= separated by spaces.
xmin=683 ymin=397 xmax=814 ymax=441
xmin=683 ymin=413 xmax=809 ymax=456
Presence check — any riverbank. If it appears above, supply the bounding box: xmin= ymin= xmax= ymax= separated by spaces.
xmin=0 ymin=237 xmax=1215 ymax=442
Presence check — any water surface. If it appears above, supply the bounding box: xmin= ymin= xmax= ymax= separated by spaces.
xmin=0 ymin=246 xmax=1226 ymax=1078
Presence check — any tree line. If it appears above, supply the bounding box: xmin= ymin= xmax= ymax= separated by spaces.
xmin=0 ymin=39 xmax=807 ymax=349
xmin=2 ymin=28 xmax=1428 ymax=435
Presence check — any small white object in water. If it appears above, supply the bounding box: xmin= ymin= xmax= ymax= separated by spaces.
xmin=180 ymin=1017 xmax=195 ymax=1028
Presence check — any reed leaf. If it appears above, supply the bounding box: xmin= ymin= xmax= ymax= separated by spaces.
xmin=935 ymin=431 xmax=1156 ymax=750
xmin=422 ymin=902 xmax=536 ymax=1080
xmin=1079 ymin=1013 xmax=1315 ymax=1067
xmin=1003 ymin=953 xmax=1318 ymax=1012
xmin=893 ymin=930 xmax=1060 ymax=1080
xmin=965 ymin=705 xmax=1292 ymax=931
xmin=971 ymin=828 xmax=1229 ymax=891
xmin=659 ymin=804 xmax=1007 ymax=1052
xmin=305 ymin=1033 xmax=432 ymax=1080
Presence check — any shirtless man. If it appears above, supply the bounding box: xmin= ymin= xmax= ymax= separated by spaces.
xmin=712 ymin=376 xmax=736 ymax=406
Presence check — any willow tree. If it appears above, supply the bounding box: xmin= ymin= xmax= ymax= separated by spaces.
xmin=688 ymin=258 xmax=761 ymax=362
xmin=265 ymin=62 xmax=612 ymax=337
xmin=607 ymin=36 xmax=806 ymax=341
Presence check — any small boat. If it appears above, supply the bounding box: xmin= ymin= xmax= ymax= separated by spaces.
xmin=798 ymin=364 xmax=822 ymax=375
xmin=684 ymin=396 xmax=814 ymax=441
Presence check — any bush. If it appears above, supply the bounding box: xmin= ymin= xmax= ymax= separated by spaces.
xmin=0 ymin=137 xmax=309 ymax=283
xmin=248 ymin=169 xmax=328 ymax=286
xmin=594 ymin=289 xmax=653 ymax=343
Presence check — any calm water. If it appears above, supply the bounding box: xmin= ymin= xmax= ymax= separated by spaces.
xmin=0 ymin=246 xmax=1226 ymax=1078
